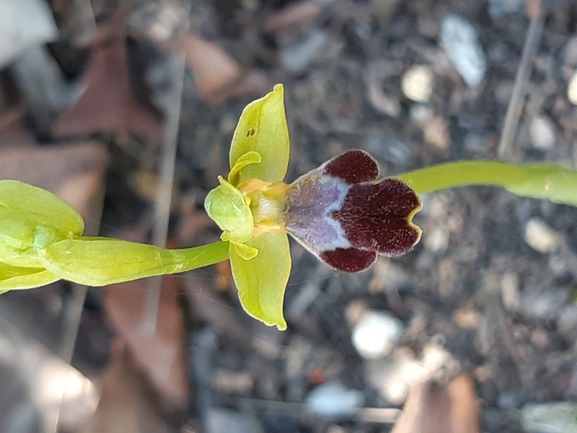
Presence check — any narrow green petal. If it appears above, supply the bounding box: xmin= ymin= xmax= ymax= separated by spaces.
xmin=230 ymin=232 xmax=291 ymax=330
xmin=228 ymin=151 xmax=262 ymax=185
xmin=40 ymin=238 xmax=229 ymax=286
xmin=205 ymin=176 xmax=254 ymax=243
xmin=229 ymin=84 xmax=290 ymax=184
xmin=0 ymin=262 xmax=60 ymax=291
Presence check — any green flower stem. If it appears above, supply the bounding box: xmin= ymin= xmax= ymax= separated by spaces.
xmin=397 ymin=160 xmax=577 ymax=207
xmin=176 ymin=240 xmax=231 ymax=272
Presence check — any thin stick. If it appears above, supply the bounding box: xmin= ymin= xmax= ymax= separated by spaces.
xmin=142 ymin=41 xmax=188 ymax=335
xmin=497 ymin=10 xmax=544 ymax=160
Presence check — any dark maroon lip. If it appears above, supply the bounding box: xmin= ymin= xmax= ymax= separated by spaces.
xmin=284 ymin=149 xmax=422 ymax=273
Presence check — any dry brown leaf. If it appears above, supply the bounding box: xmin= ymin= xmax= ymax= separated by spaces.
xmin=104 ymin=275 xmax=189 ymax=409
xmin=0 ymin=141 xmax=107 ymax=222
xmin=85 ymin=343 xmax=173 ymax=433
xmin=53 ymin=37 xmax=164 ymax=140
xmin=0 ymin=108 xmax=34 ymax=143
xmin=183 ymin=34 xmax=241 ymax=102
xmin=392 ymin=374 xmax=480 ymax=433
xmin=263 ymin=1 xmax=322 ymax=32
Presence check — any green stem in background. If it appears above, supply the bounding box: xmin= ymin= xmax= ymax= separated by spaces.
xmin=397 ymin=160 xmax=577 ymax=207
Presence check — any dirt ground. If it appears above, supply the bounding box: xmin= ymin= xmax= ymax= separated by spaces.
xmin=1 ymin=0 xmax=577 ymax=432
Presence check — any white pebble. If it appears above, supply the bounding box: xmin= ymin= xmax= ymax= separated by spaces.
xmin=305 ymin=382 xmax=364 ymax=419
xmin=401 ymin=65 xmax=434 ymax=103
xmin=529 ymin=116 xmax=556 ymax=150
xmin=524 ymin=218 xmax=560 ymax=253
xmin=351 ymin=311 xmax=404 ymax=359
xmin=440 ymin=14 xmax=487 ymax=88
xmin=568 ymin=70 xmax=577 ymax=105
xmin=424 ymin=227 xmax=449 ymax=253
xmin=281 ymin=29 xmax=330 ymax=73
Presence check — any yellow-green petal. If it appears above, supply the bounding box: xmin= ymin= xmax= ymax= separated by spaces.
xmin=0 ymin=262 xmax=60 ymax=292
xmin=229 ymin=84 xmax=290 ymax=184
xmin=205 ymin=176 xmax=254 ymax=243
xmin=229 ymin=232 xmax=291 ymax=330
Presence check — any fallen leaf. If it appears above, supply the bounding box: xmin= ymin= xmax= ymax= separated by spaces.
xmin=53 ymin=37 xmax=164 ymax=140
xmin=104 ymin=275 xmax=189 ymax=409
xmin=85 ymin=342 xmax=173 ymax=433
xmin=183 ymin=34 xmax=241 ymax=102
xmin=0 ymin=141 xmax=108 ymax=223
xmin=392 ymin=374 xmax=480 ymax=433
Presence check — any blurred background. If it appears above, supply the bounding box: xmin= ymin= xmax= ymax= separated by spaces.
xmin=1 ymin=0 xmax=577 ymax=432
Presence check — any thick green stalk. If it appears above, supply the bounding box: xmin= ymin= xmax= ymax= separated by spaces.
xmin=397 ymin=160 xmax=577 ymax=207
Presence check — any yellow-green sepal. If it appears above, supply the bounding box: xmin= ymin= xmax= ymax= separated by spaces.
xmin=39 ymin=237 xmax=231 ymax=287
xmin=205 ymin=176 xmax=254 ymax=244
xmin=229 ymin=232 xmax=291 ymax=330
xmin=39 ymin=237 xmax=188 ymax=286
xmin=0 ymin=181 xmax=85 ymax=268
xmin=229 ymin=84 xmax=290 ymax=184
xmin=0 ymin=262 xmax=60 ymax=291
xmin=0 ymin=180 xmax=85 ymax=242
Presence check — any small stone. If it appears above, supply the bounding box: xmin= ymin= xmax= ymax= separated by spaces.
xmin=440 ymin=14 xmax=487 ymax=88
xmin=463 ymin=132 xmax=488 ymax=153
xmin=424 ymin=226 xmax=449 ymax=253
xmin=281 ymin=29 xmax=330 ymax=73
xmin=524 ymin=218 xmax=560 ymax=253
xmin=401 ymin=65 xmax=434 ymax=103
xmin=409 ymin=104 xmax=434 ymax=125
xmin=351 ymin=311 xmax=404 ymax=359
xmin=529 ymin=116 xmax=556 ymax=150
xmin=452 ymin=308 xmax=481 ymax=329
xmin=563 ymin=36 xmax=577 ymax=68
xmin=423 ymin=116 xmax=450 ymax=149
xmin=530 ymin=328 xmax=549 ymax=348
xmin=568 ymin=71 xmax=577 ymax=105
xmin=365 ymin=130 xmax=412 ymax=166
xmin=522 ymin=290 xmax=568 ymax=320
xmin=365 ymin=351 xmax=426 ymax=404
xmin=500 ymin=272 xmax=520 ymax=311
xmin=0 ymin=0 xmax=58 ymax=67
xmin=305 ymin=382 xmax=365 ymax=419
xmin=206 ymin=409 xmax=261 ymax=433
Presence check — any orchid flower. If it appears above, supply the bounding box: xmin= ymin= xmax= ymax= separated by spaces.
xmin=205 ymin=85 xmax=422 ymax=330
